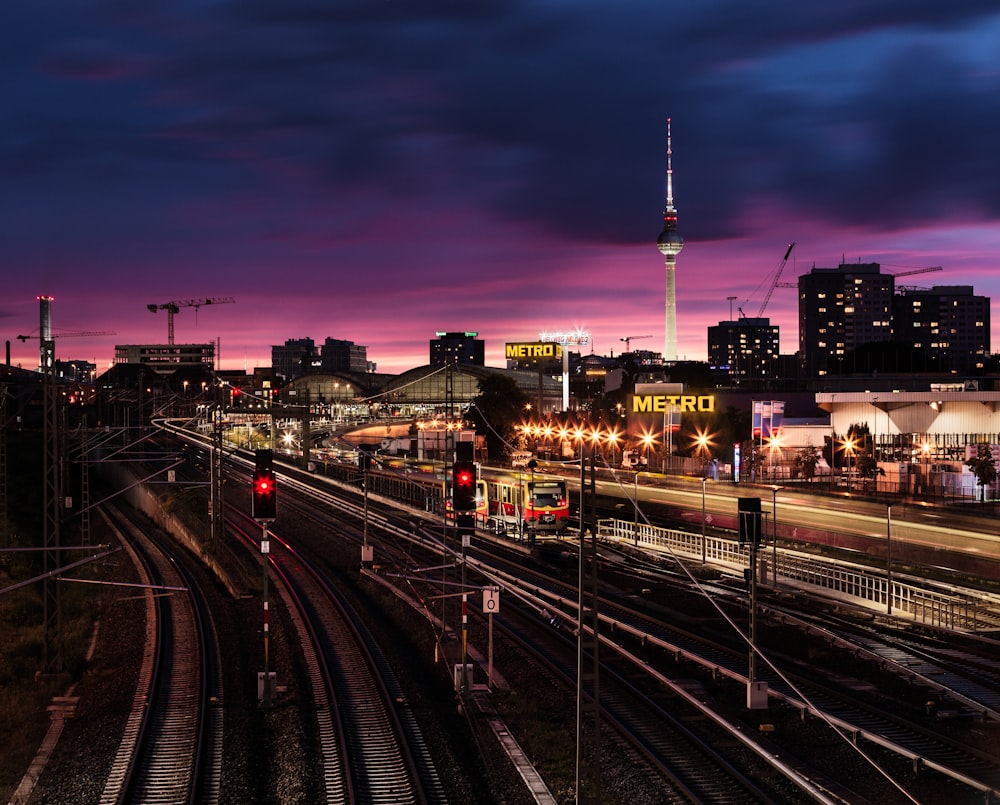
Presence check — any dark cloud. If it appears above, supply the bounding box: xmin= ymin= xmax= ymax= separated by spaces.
xmin=11 ymin=1 xmax=997 ymax=246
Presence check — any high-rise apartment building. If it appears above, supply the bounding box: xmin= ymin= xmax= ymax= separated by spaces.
xmin=892 ymin=286 xmax=989 ymax=374
xmin=798 ymin=262 xmax=894 ymax=375
xmin=708 ymin=318 xmax=780 ymax=381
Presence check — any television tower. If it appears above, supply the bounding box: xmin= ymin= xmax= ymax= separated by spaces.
xmin=657 ymin=118 xmax=684 ymax=363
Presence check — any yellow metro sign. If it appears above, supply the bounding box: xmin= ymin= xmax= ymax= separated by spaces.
xmin=632 ymin=394 xmax=715 ymax=413
xmin=505 ymin=342 xmax=563 ymax=359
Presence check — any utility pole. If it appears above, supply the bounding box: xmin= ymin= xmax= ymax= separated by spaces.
xmin=41 ymin=311 xmax=62 ymax=671
xmin=576 ymin=444 xmax=601 ymax=803
xmin=0 ymin=388 xmax=8 ymax=528
xmin=211 ymin=389 xmax=224 ymax=549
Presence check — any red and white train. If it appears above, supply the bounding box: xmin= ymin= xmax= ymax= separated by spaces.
xmin=475 ymin=471 xmax=569 ymax=537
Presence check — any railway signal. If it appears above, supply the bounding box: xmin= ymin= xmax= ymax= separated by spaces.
xmin=452 ymin=460 xmax=477 ymax=513
xmin=738 ymin=497 xmax=761 ymax=546
xmin=252 ymin=449 xmax=277 ymax=521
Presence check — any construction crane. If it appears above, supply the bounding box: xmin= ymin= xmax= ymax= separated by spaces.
xmin=16 ymin=329 xmax=116 ymax=373
xmin=620 ymin=335 xmax=652 ymax=352
xmin=889 ymin=266 xmax=942 ymax=278
xmin=16 ymin=330 xmax=115 ymax=342
xmin=148 ymin=296 xmax=235 ymax=344
xmin=756 ymin=242 xmax=795 ymax=319
xmin=17 ymin=296 xmax=116 ymax=373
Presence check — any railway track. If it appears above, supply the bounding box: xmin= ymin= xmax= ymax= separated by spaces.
xmin=97 ymin=503 xmax=223 ymax=805
xmin=152 ymin=423 xmax=1000 ymax=800
xmin=228 ymin=509 xmax=445 ymax=804
xmin=260 ymin=473 xmax=858 ymax=800
xmin=494 ymin=594 xmax=792 ymax=803
xmin=762 ymin=597 xmax=1000 ymax=718
xmin=476 ymin=544 xmax=1000 ymax=801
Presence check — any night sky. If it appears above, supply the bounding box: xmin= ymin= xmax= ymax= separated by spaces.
xmin=4 ymin=2 xmax=1000 ymax=375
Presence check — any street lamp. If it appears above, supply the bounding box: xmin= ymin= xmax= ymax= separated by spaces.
xmin=843 ymin=436 xmax=856 ymax=489
xmin=566 ymin=421 xmax=623 ymax=800
xmin=605 ymin=427 xmax=622 ymax=467
xmin=921 ymin=441 xmax=931 ymax=496
xmin=693 ymin=429 xmax=711 ymax=460
xmin=639 ymin=429 xmax=657 ymax=469
xmin=634 ymin=470 xmax=641 ymax=546
xmin=771 ymin=485 xmax=782 ymax=586
xmin=766 ymin=434 xmax=782 ymax=479
xmin=701 ymin=477 xmax=708 ymax=564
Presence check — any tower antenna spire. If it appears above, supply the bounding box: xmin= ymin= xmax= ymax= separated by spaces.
xmin=657 ymin=117 xmax=684 ymax=363
xmin=665 ymin=117 xmax=675 ymax=214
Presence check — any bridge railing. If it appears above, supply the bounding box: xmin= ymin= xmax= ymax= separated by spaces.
xmin=598 ymin=518 xmax=996 ymax=632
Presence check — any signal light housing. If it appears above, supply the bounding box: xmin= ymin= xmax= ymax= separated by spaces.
xmin=452 ymin=460 xmax=477 ymax=513
xmin=253 ymin=449 xmax=277 ymax=521
xmin=738 ymin=497 xmax=761 ymax=546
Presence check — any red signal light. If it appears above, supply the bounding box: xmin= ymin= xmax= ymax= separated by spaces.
xmin=252 ymin=449 xmax=277 ymax=520
xmin=452 ymin=460 xmax=477 ymax=512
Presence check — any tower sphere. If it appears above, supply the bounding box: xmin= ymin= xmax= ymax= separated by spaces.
xmin=657 ymin=229 xmax=684 ymax=257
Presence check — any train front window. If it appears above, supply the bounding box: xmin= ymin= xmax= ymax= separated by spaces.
xmin=530 ymin=484 xmax=563 ymax=508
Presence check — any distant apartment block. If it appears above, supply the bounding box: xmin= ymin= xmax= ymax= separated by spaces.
xmin=708 ymin=318 xmax=780 ymax=380
xmin=798 ymin=262 xmax=894 ymax=375
xmin=272 ymin=338 xmax=316 ymax=380
xmin=114 ymin=343 xmax=215 ymax=376
xmin=893 ymin=286 xmax=989 ymax=374
xmin=319 ymin=338 xmax=370 ymax=373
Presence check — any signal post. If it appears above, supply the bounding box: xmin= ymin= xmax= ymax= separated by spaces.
xmin=739 ymin=497 xmax=768 ymax=710
xmin=452 ymin=445 xmax=477 ymax=695
xmin=252 ymin=449 xmax=277 ymax=706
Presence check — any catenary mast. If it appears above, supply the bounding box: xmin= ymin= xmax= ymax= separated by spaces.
xmin=657 ymin=118 xmax=684 ymax=363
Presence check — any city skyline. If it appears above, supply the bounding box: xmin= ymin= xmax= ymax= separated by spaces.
xmin=4 ymin=3 xmax=1000 ymax=374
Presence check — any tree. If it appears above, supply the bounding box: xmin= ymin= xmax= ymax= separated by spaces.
xmin=854 ymin=453 xmax=884 ymax=487
xmin=463 ymin=374 xmax=529 ymax=463
xmin=966 ymin=443 xmax=997 ymax=502
xmin=740 ymin=440 xmax=766 ymax=482
xmin=792 ymin=446 xmax=821 ymax=482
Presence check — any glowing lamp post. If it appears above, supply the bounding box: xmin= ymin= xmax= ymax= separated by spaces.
xmin=843 ymin=437 xmax=856 ymax=488
xmin=639 ymin=430 xmax=657 ymax=469
xmin=567 ymin=421 xmax=623 ymax=801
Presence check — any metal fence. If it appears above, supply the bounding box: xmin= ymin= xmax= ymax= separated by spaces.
xmin=598 ymin=517 xmax=998 ymax=632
